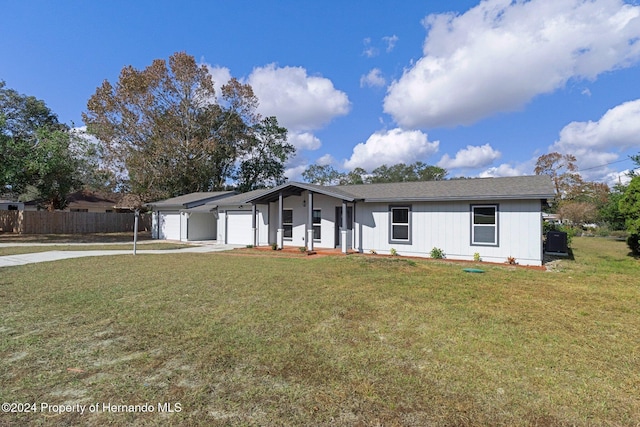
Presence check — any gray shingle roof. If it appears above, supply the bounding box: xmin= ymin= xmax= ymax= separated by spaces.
xmin=164 ymin=175 xmax=555 ymax=211
xmin=333 ymin=175 xmax=555 ymax=202
xmin=148 ymin=191 xmax=236 ymax=208
xmin=202 ymin=188 xmax=275 ymax=208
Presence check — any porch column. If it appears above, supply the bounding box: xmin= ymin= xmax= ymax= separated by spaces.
xmin=251 ymin=204 xmax=257 ymax=247
xmin=277 ymin=191 xmax=284 ymax=249
xmin=341 ymin=200 xmax=348 ymax=254
xmin=306 ymin=192 xmax=314 ymax=251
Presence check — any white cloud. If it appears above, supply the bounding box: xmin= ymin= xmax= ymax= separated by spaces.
xmin=362 ymin=37 xmax=379 ymax=58
xmin=288 ymin=132 xmax=322 ymax=151
xmin=316 ymin=154 xmax=335 ymax=166
xmin=554 ymin=99 xmax=640 ymax=152
xmin=383 ymin=35 xmax=399 ymax=53
xmin=284 ymin=164 xmax=308 ymax=182
xmin=343 ymin=128 xmax=439 ymax=171
xmin=479 ymin=163 xmax=527 ymax=178
xmin=248 ymin=64 xmax=351 ymax=132
xmin=550 ymin=98 xmax=640 ymax=180
xmin=437 ymin=143 xmax=501 ymax=169
xmin=384 ymin=0 xmax=640 ymax=128
xmin=360 ymin=68 xmax=386 ymax=88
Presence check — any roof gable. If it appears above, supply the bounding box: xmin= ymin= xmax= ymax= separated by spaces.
xmin=148 ymin=191 xmax=236 ymax=209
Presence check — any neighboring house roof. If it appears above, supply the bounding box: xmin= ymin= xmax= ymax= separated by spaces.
xmin=148 ymin=191 xmax=236 ymax=209
xmin=240 ymin=175 xmax=555 ymax=204
xmin=65 ymin=190 xmax=117 ymax=210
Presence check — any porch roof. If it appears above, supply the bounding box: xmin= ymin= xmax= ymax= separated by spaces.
xmin=243 ymin=182 xmax=357 ymax=203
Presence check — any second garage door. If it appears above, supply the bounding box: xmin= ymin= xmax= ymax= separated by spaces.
xmin=226 ymin=211 xmax=254 ymax=245
xmin=160 ymin=212 xmax=181 ymax=240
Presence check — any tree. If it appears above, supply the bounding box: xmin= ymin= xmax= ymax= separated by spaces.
xmin=534 ymin=152 xmax=582 ymax=198
xmin=234 ymin=116 xmax=294 ymax=192
xmin=557 ymin=201 xmax=598 ymax=226
xmin=70 ymin=129 xmax=119 ymax=193
xmin=619 ymin=176 xmax=640 ymax=255
xmin=339 ymin=167 xmax=368 ymax=185
xmin=598 ymin=184 xmax=627 ymax=230
xmin=302 ymin=162 xmax=447 ymax=186
xmin=369 ymin=162 xmax=446 ymax=183
xmin=83 ymin=52 xmax=284 ymax=201
xmin=27 ymin=128 xmax=81 ymax=210
xmin=302 ymin=164 xmax=343 ymax=185
xmin=1 ymin=81 xmax=80 ymax=208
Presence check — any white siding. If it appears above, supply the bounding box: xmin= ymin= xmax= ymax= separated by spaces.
xmin=356 ymin=200 xmax=544 ymax=266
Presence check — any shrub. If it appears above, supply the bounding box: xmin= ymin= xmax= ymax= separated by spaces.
xmin=473 ymin=252 xmax=481 ymax=262
xmin=430 ymin=247 xmax=445 ymax=259
xmin=271 ymin=243 xmax=278 ymax=250
xmin=298 ymin=246 xmax=307 ymax=253
xmin=390 ymin=248 xmax=398 ymax=256
xmin=506 ymin=256 xmax=517 ymax=265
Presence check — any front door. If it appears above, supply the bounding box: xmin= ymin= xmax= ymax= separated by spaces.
xmin=335 ymin=206 xmax=353 ymax=248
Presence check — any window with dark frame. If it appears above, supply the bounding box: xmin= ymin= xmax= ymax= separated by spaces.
xmin=283 ymin=209 xmax=293 ymax=239
xmin=312 ymin=209 xmax=321 ymax=240
xmin=390 ymin=206 xmax=410 ymax=242
xmin=471 ymin=205 xmax=498 ymax=245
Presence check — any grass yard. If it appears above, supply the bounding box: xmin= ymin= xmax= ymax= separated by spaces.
xmin=0 ymin=237 xmax=638 ymax=426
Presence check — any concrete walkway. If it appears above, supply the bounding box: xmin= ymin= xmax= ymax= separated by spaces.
xmin=0 ymin=242 xmax=243 ymax=268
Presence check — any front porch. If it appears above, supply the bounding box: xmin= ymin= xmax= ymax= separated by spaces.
xmin=242 ymin=183 xmax=358 ymax=254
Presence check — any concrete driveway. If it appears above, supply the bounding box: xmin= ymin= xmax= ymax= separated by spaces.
xmin=0 ymin=242 xmax=243 ymax=268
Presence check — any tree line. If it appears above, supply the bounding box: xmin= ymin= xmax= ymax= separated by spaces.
xmin=534 ymin=152 xmax=640 ymax=255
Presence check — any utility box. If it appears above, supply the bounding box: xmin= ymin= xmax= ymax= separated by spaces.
xmin=546 ymin=231 xmax=568 ymax=254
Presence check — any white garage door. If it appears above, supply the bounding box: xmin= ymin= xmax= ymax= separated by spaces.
xmin=160 ymin=212 xmax=181 ymax=240
xmin=226 ymin=211 xmax=254 ymax=245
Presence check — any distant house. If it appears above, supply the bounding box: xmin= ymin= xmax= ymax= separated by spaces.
xmin=211 ymin=176 xmax=555 ymax=266
xmin=23 ymin=190 xmax=123 ymax=212
xmin=0 ymin=200 xmax=24 ymax=211
xmin=148 ymin=191 xmax=236 ymax=241
xmin=65 ymin=190 xmax=118 ymax=212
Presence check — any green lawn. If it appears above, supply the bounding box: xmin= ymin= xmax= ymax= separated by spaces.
xmin=0 ymin=237 xmax=638 ymax=426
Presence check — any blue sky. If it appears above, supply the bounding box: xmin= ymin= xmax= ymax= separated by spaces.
xmin=3 ymin=0 xmax=640 ymax=185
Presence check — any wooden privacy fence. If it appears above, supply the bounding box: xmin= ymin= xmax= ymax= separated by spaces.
xmin=0 ymin=211 xmax=151 ymax=234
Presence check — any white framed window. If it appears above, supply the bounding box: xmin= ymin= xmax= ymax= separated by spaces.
xmin=471 ymin=204 xmax=498 ymax=246
xmin=312 ymin=209 xmax=321 ymax=240
xmin=389 ymin=205 xmax=411 ymax=244
xmin=283 ymin=209 xmax=293 ymax=239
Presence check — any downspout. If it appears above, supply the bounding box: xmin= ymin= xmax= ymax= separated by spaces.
xmin=277 ymin=191 xmax=284 ymax=249
xmin=251 ymin=204 xmax=257 ymax=247
xmin=341 ymin=200 xmax=347 ymax=254
xmin=307 ymin=192 xmax=314 ymax=251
